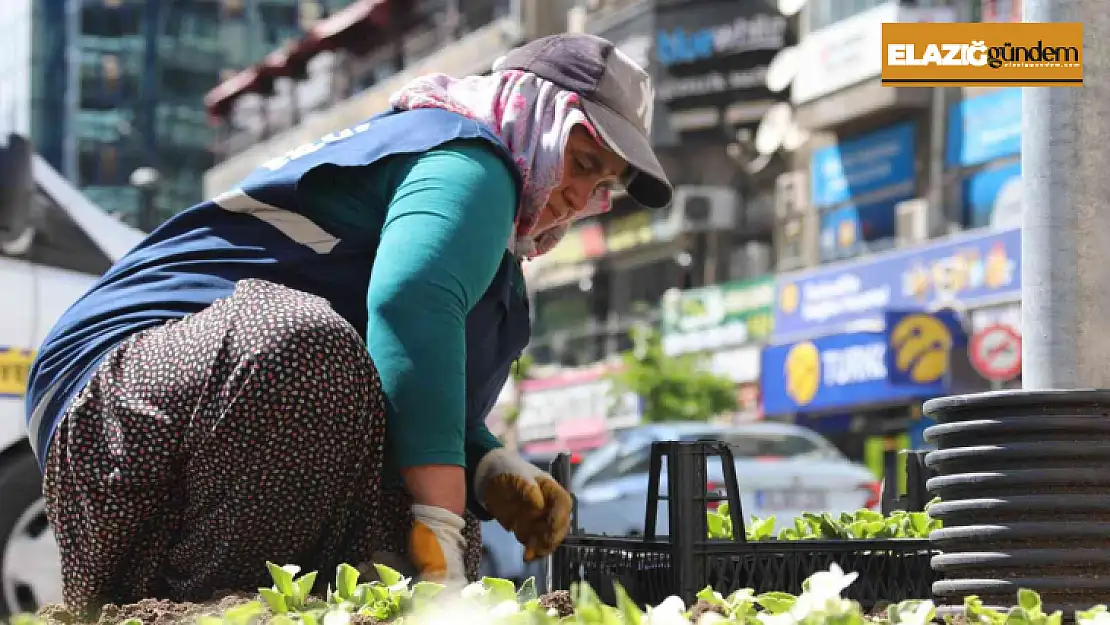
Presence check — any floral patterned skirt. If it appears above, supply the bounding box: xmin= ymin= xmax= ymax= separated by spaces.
xmin=42 ymin=279 xmax=482 ymax=613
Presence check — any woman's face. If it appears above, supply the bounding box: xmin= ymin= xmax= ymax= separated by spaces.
xmin=533 ymin=126 xmax=628 ymax=234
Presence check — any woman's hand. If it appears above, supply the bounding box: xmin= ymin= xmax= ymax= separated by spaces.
xmin=474 ymin=449 xmax=573 ymax=561
xmin=408 ymin=504 xmax=468 ymax=588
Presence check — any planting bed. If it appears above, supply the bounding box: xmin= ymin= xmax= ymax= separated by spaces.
xmin=11 ymin=559 xmax=1102 ymax=625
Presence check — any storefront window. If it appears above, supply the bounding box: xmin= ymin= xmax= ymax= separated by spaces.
xmin=806 ymin=0 xmax=948 ymax=34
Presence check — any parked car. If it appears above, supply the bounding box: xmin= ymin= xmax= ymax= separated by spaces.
xmin=479 ymin=449 xmax=582 ymax=588
xmin=570 ymin=422 xmax=881 ymax=537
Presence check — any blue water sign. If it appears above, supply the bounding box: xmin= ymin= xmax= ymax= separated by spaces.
xmin=946 ymin=88 xmax=1021 ymax=167
xmin=810 ymin=122 xmax=917 ymax=209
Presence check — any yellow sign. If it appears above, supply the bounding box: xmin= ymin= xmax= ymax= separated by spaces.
xmin=783 ymin=341 xmax=820 ymax=406
xmin=778 ymin=282 xmax=799 ymax=315
xmin=0 ymin=347 xmax=35 ymax=398
xmin=882 ymin=22 xmax=1083 ymax=87
xmin=889 ymin=314 xmax=952 ymax=383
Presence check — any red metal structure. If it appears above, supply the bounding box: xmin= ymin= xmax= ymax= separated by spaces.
xmin=204 ymin=0 xmax=395 ymax=121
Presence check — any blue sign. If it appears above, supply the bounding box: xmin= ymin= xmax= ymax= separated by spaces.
xmin=946 ymin=88 xmax=1021 ymax=167
xmin=762 ymin=311 xmax=959 ymax=416
xmin=818 ymin=197 xmax=904 ymax=263
xmin=810 ymin=122 xmax=917 ymax=208
xmin=773 ymin=228 xmax=1021 ymax=342
xmin=963 ymin=161 xmax=1021 ymax=229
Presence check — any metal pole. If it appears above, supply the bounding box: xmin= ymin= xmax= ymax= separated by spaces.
xmin=1021 ymin=0 xmax=1110 ymax=389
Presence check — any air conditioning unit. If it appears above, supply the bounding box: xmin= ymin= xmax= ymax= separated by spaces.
xmin=774 ymin=209 xmax=819 ymax=271
xmin=774 ymin=171 xmax=808 ymax=221
xmin=895 ymin=198 xmax=934 ymax=248
xmin=668 ymin=185 xmax=739 ymax=234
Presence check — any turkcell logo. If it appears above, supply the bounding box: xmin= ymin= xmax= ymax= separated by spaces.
xmin=821 ymin=343 xmax=887 ymax=387
xmin=655 ymin=15 xmax=787 ymax=67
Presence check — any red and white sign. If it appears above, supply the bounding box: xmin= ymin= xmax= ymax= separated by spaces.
xmin=969 ymin=324 xmax=1023 ymax=382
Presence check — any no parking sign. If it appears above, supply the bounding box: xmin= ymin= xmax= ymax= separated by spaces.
xmin=968 ymin=324 xmax=1023 ymax=382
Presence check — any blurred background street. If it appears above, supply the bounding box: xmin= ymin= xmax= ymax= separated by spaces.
xmin=0 ymin=0 xmax=1025 ymax=615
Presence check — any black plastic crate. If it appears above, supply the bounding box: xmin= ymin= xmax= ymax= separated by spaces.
xmin=550 ymin=441 xmax=937 ymax=609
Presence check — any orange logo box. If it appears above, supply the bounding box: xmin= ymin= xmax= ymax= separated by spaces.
xmin=881 ymin=22 xmax=1082 ymax=87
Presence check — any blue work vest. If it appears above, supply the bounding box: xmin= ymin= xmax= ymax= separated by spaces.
xmin=26 ymin=108 xmax=532 ymax=470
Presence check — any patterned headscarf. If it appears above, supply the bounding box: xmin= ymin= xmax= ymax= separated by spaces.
xmin=390 ymin=70 xmax=612 ymax=259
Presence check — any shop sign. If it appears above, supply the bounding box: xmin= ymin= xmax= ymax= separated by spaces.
xmin=660 ymin=276 xmax=775 ymax=355
xmin=791 ymin=2 xmax=955 ymax=105
xmin=968 ymin=323 xmax=1022 ymax=382
xmin=653 ymin=0 xmax=790 ymax=125
xmin=963 ymin=161 xmax=1021 ymax=230
xmin=515 ymin=367 xmax=641 ymax=443
xmin=0 ymin=347 xmax=34 ymax=398
xmin=761 ymin=311 xmax=963 ymax=415
xmin=773 ymin=227 xmax=1020 ymax=343
xmin=818 ymin=198 xmax=902 ymax=264
xmin=946 ymin=87 xmax=1021 ymax=167
xmin=810 ymin=121 xmax=916 ymax=208
xmin=605 ymin=210 xmax=658 ymax=253
xmin=541 ymin=222 xmax=607 ymax=266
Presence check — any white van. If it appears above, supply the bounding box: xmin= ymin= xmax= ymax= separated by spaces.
xmin=0 ymin=134 xmax=144 ymax=617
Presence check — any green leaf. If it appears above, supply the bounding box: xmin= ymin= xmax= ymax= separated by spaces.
xmin=1077 ymin=605 xmax=1109 ymax=623
xmin=483 ymin=576 xmax=518 ymax=604
xmin=270 ymin=615 xmax=297 ymax=625
xmin=571 ymin=581 xmax=604 ymax=622
xmin=697 ymin=586 xmax=727 ymax=608
xmin=706 ymin=512 xmax=728 ymax=539
xmin=909 ymin=512 xmax=932 ymax=537
xmin=266 ymin=562 xmax=297 ymax=596
xmin=335 ymin=563 xmax=360 ymax=601
xmin=1018 ymin=589 xmax=1042 ymax=612
xmin=614 ymin=584 xmax=644 ymax=625
xmin=411 ymin=580 xmax=445 ymax=605
xmin=373 ymin=563 xmax=404 ymax=588
xmin=756 ymin=591 xmax=797 ymax=614
xmin=260 ymin=587 xmax=289 ymax=614
xmin=118 ymin=620 xmax=143 ymax=625
xmin=222 ymin=600 xmax=265 ymax=625
xmin=517 ymin=577 xmax=538 ymax=603
xmin=749 ymin=516 xmax=776 ymax=541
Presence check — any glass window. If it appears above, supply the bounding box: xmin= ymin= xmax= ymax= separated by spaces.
xmin=716 ymin=432 xmax=842 ymax=460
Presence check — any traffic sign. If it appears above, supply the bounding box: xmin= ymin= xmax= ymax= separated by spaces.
xmin=968 ymin=324 xmax=1022 ymax=382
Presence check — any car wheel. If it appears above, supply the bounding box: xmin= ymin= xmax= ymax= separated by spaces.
xmin=0 ymin=452 xmax=62 ymax=618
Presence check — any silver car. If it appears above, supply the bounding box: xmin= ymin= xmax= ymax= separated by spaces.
xmin=570 ymin=422 xmax=881 ymax=537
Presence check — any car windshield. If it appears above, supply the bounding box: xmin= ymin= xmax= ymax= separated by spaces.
xmin=572 ymin=428 xmax=843 ymax=489
xmin=706 ymin=432 xmax=837 ymax=460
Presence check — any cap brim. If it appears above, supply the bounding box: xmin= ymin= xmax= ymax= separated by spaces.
xmin=581 ymin=99 xmax=673 ymax=209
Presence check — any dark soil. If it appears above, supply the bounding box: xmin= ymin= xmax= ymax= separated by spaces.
xmin=34 ymin=590 xmax=575 ymax=624
xmin=689 ymin=599 xmax=727 ymax=622
xmin=538 ymin=590 xmax=574 ymax=617
xmin=36 ymin=592 xmax=258 ymax=625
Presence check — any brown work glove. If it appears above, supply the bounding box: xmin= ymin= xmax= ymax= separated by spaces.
xmin=474 ymin=449 xmax=573 ymax=561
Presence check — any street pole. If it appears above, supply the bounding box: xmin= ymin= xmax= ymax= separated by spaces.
xmin=1021 ymin=0 xmax=1110 ymax=389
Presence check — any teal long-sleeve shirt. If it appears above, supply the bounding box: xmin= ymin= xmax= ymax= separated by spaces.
xmin=296 ymin=138 xmax=516 ymax=478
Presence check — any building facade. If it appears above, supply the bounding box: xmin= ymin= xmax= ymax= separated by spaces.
xmin=14 ymin=0 xmax=357 ymax=231
xmin=198 ymin=0 xmax=1029 ymax=462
